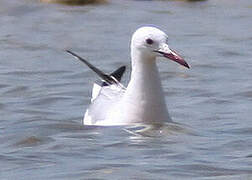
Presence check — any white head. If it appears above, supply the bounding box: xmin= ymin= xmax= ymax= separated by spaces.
xmin=131 ymin=26 xmax=189 ymax=68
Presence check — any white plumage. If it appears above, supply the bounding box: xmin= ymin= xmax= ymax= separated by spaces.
xmin=67 ymin=26 xmax=189 ymax=126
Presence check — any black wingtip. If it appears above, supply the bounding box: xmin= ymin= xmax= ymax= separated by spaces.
xmin=65 ymin=50 xmax=121 ymax=86
xmin=65 ymin=50 xmax=76 ymax=57
xmin=101 ymin=66 xmax=126 ymax=87
xmin=65 ymin=49 xmax=71 ymax=53
xmin=110 ymin=66 xmax=126 ymax=82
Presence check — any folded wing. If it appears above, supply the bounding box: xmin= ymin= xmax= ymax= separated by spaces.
xmin=66 ymin=50 xmax=126 ymax=125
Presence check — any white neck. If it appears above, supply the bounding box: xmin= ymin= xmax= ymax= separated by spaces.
xmin=121 ymin=48 xmax=171 ymax=124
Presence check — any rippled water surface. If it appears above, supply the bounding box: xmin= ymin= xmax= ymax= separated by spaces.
xmin=1 ymin=0 xmax=252 ymax=179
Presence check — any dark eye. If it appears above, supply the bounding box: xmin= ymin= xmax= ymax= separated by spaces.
xmin=146 ymin=38 xmax=154 ymax=45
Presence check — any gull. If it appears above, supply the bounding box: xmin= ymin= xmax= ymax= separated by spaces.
xmin=66 ymin=26 xmax=189 ymax=126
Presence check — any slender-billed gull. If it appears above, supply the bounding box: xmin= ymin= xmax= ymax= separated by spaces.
xmin=67 ymin=26 xmax=189 ymax=126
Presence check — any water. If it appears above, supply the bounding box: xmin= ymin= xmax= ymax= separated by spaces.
xmin=1 ymin=0 xmax=252 ymax=179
